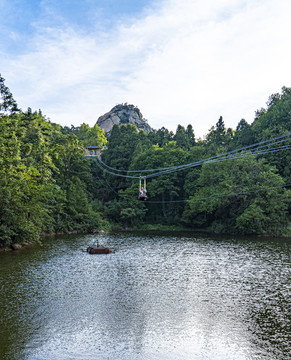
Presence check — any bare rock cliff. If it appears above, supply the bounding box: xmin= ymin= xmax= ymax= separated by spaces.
xmin=96 ymin=104 xmax=152 ymax=134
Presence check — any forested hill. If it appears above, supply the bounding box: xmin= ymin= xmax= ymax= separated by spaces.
xmin=0 ymin=74 xmax=290 ymax=248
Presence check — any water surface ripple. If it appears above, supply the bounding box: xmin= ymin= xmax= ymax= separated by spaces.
xmin=0 ymin=233 xmax=290 ymax=359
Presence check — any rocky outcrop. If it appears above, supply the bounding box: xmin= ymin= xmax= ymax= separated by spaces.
xmin=96 ymin=103 xmax=152 ymax=134
xmin=11 ymin=243 xmax=22 ymax=250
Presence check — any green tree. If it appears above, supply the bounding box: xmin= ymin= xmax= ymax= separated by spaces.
xmin=206 ymin=116 xmax=234 ymax=154
xmin=100 ymin=125 xmax=142 ymax=199
xmin=186 ymin=124 xmax=196 ymax=147
xmin=0 ymin=79 xmax=54 ymax=246
xmin=252 ymin=87 xmax=291 ymax=138
xmin=0 ymin=74 xmax=19 ymax=115
xmin=71 ymin=123 xmax=107 ymax=147
xmin=0 ymin=113 xmax=54 ymax=245
xmin=182 ymin=157 xmax=290 ymax=235
xmin=251 ymin=87 xmax=291 ymax=183
xmin=174 ymin=125 xmax=190 ymax=150
xmin=148 ymin=127 xmax=174 ymax=147
xmin=233 ymin=119 xmax=254 ymax=148
xmin=131 ymin=141 xmax=188 ymax=224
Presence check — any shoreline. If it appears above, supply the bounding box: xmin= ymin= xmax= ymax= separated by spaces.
xmin=1 ymin=226 xmax=290 ymax=253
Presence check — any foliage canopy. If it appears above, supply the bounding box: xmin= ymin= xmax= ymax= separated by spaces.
xmin=0 ymin=76 xmax=290 ymax=247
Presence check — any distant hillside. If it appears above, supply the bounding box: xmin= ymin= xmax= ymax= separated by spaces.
xmin=96 ymin=103 xmax=152 ymax=134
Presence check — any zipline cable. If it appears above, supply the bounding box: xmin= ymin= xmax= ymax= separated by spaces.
xmin=146 ymin=144 xmax=291 ymax=179
xmin=94 ymin=158 xmax=140 ymax=178
xmin=97 ymin=132 xmax=291 ymax=175
xmin=98 ymin=135 xmax=290 ymax=175
xmin=93 ymin=143 xmax=291 ymax=180
xmin=90 ymin=131 xmax=291 ymax=204
xmin=145 ymin=135 xmax=291 ymax=178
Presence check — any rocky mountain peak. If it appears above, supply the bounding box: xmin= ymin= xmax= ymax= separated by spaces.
xmin=96 ymin=103 xmax=152 ymax=134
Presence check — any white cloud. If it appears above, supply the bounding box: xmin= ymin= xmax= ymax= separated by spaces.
xmin=2 ymin=0 xmax=291 ymax=137
xmin=123 ymin=0 xmax=291 ymax=136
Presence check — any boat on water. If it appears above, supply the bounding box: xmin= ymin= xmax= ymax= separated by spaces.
xmin=87 ymin=245 xmax=111 ymax=254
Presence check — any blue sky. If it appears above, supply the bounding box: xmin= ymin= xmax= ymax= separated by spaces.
xmin=1 ymin=0 xmax=291 ymax=137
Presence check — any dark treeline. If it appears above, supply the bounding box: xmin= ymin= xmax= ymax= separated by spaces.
xmin=0 ymin=74 xmax=290 ymax=247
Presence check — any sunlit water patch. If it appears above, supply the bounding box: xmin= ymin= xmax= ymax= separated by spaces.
xmin=0 ymin=233 xmax=290 ymax=359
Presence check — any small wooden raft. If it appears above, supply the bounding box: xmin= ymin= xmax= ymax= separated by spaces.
xmin=87 ymin=246 xmax=111 ymax=254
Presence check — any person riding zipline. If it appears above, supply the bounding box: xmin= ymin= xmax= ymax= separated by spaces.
xmin=139 ymin=186 xmax=147 ymax=201
xmin=138 ymin=177 xmax=148 ymax=201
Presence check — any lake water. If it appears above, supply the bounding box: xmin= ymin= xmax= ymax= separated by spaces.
xmin=0 ymin=232 xmax=290 ymax=360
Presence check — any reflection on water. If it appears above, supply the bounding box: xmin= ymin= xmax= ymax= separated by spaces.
xmin=0 ymin=233 xmax=290 ymax=360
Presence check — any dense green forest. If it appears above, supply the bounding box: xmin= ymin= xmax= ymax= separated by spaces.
xmin=0 ymin=74 xmax=290 ymax=247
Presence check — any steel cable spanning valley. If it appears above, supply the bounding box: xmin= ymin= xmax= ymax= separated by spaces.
xmin=95 ymin=133 xmax=291 ymax=179
xmin=92 ymin=132 xmax=291 ymax=203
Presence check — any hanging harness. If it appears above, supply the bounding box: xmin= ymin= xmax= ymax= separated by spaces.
xmin=139 ymin=177 xmax=147 ymax=200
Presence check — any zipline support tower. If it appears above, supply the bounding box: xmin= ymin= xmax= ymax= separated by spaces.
xmin=84 ymin=146 xmax=102 ymax=158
